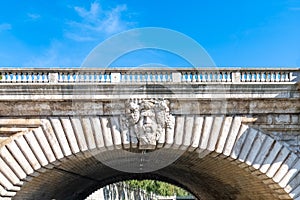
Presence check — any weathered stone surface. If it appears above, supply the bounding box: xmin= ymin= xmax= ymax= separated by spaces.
xmin=0 ymin=68 xmax=299 ymax=199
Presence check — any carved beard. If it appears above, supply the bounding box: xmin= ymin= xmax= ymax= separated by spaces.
xmin=134 ymin=120 xmax=158 ymax=143
xmin=143 ymin=123 xmax=157 ymax=134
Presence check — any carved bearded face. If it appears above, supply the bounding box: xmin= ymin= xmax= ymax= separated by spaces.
xmin=140 ymin=107 xmax=157 ymax=135
xmin=125 ymin=100 xmax=171 ymax=145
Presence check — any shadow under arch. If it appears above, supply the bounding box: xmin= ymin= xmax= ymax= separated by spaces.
xmin=0 ymin=115 xmax=299 ymax=199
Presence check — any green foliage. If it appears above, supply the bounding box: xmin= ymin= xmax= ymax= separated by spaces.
xmin=125 ymin=180 xmax=190 ymax=197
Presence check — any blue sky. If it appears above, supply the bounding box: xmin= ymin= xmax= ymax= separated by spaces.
xmin=0 ymin=0 xmax=299 ymax=67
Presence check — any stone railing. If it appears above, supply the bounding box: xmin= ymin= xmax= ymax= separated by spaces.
xmin=0 ymin=68 xmax=298 ymax=83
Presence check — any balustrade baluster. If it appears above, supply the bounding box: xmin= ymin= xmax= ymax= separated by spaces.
xmin=11 ymin=72 xmax=16 ymax=82
xmin=202 ymin=72 xmax=206 ymax=82
xmin=79 ymin=73 xmax=85 ymax=82
xmin=210 ymin=72 xmax=215 ymax=82
xmin=17 ymin=72 xmax=22 ymax=82
xmin=103 ymin=73 xmax=107 ymax=82
xmin=23 ymin=72 xmax=28 ymax=82
xmin=246 ymin=72 xmax=250 ymax=82
xmin=35 ymin=72 xmax=41 ymax=83
xmin=36 ymin=72 xmax=41 ymax=82
xmin=133 ymin=72 xmax=137 ymax=82
xmin=266 ymin=72 xmax=270 ymax=82
xmin=84 ymin=72 xmax=88 ymax=82
xmin=190 ymin=72 xmax=195 ymax=82
xmin=88 ymin=72 xmax=93 ymax=82
xmin=210 ymin=72 xmax=214 ymax=82
xmin=132 ymin=72 xmax=136 ymax=82
xmin=83 ymin=72 xmax=87 ymax=82
xmin=195 ymin=72 xmax=199 ymax=82
xmin=187 ymin=72 xmax=192 ymax=82
xmin=28 ymin=72 xmax=33 ymax=82
xmin=96 ymin=72 xmax=100 ymax=82
xmin=208 ymin=72 xmax=213 ymax=82
xmin=255 ymin=71 xmax=261 ymax=82
xmin=197 ymin=72 xmax=202 ymax=82
xmin=140 ymin=73 xmax=144 ymax=82
xmin=240 ymin=72 xmax=245 ymax=82
xmin=41 ymin=72 xmax=46 ymax=82
xmin=92 ymin=72 xmax=96 ymax=82
xmin=96 ymin=72 xmax=101 ymax=82
xmin=154 ymin=72 xmax=159 ymax=82
xmin=262 ymin=72 xmax=266 ymax=82
xmin=287 ymin=72 xmax=291 ymax=82
xmin=217 ymin=72 xmax=221 ymax=82
xmin=63 ymin=73 xmax=67 ymax=82
xmin=157 ymin=72 xmax=161 ymax=82
xmin=166 ymin=72 xmax=171 ymax=82
xmin=250 ymin=72 xmax=255 ymax=82
xmin=72 ymin=72 xmax=77 ymax=82
xmin=164 ymin=72 xmax=168 ymax=82
xmin=215 ymin=72 xmax=219 ymax=82
xmin=274 ymin=71 xmax=279 ymax=82
xmin=270 ymin=71 xmax=274 ymax=82
xmin=19 ymin=72 xmax=24 ymax=82
xmin=181 ymin=72 xmax=185 ymax=82
xmin=229 ymin=72 xmax=233 ymax=82
xmin=16 ymin=72 xmax=21 ymax=82
xmin=91 ymin=72 xmax=96 ymax=82
xmin=107 ymin=73 xmax=111 ymax=83
xmin=121 ymin=72 xmax=126 ymax=82
xmin=6 ymin=73 xmax=9 ymax=82
xmin=194 ymin=72 xmax=199 ymax=82
xmin=146 ymin=72 xmax=150 ymax=82
xmin=222 ymin=72 xmax=227 ymax=82
xmin=68 ymin=72 xmax=73 ymax=82
xmin=127 ymin=73 xmax=131 ymax=82
xmin=149 ymin=72 xmax=153 ymax=82
xmin=280 ymin=72 xmax=285 ymax=82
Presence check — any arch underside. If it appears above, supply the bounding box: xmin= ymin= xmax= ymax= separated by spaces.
xmin=0 ymin=115 xmax=299 ymax=200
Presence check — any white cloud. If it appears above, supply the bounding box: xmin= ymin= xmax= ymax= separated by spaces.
xmin=24 ymin=40 xmax=76 ymax=66
xmin=65 ymin=2 xmax=131 ymax=42
xmin=0 ymin=23 xmax=12 ymax=32
xmin=27 ymin=13 xmax=41 ymax=20
xmin=74 ymin=2 xmax=100 ymax=19
xmin=64 ymin=32 xmax=95 ymax=42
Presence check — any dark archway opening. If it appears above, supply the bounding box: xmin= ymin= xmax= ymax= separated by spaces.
xmin=12 ymin=150 xmax=283 ymax=200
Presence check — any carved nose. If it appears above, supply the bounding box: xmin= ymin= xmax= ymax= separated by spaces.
xmin=144 ymin=116 xmax=151 ymax=124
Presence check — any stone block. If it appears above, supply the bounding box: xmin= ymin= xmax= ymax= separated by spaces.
xmin=267 ymin=115 xmax=273 ymax=124
xmin=275 ymin=115 xmax=290 ymax=124
xmin=292 ymin=115 xmax=299 ymax=124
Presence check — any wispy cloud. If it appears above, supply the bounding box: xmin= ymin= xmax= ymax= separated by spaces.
xmin=65 ymin=2 xmax=131 ymax=42
xmin=27 ymin=13 xmax=41 ymax=20
xmin=24 ymin=40 xmax=76 ymax=66
xmin=0 ymin=23 xmax=12 ymax=32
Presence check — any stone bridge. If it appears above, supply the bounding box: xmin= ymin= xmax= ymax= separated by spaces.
xmin=0 ymin=67 xmax=299 ymax=200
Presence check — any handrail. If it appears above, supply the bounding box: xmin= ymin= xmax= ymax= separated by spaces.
xmin=0 ymin=68 xmax=299 ymax=83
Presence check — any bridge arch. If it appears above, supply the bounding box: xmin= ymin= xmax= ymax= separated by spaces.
xmin=0 ymin=115 xmax=299 ymax=199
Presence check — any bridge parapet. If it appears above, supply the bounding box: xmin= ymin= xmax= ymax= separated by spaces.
xmin=0 ymin=68 xmax=299 ymax=83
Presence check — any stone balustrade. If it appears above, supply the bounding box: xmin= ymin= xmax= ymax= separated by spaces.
xmin=0 ymin=68 xmax=298 ymax=83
